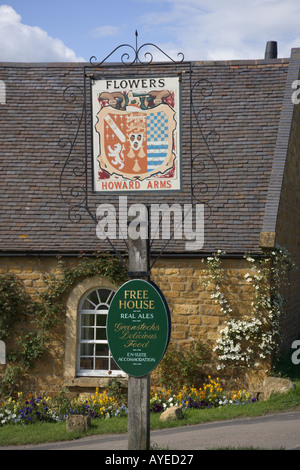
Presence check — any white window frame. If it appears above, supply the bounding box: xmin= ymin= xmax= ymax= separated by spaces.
xmin=63 ymin=276 xmax=126 ymax=383
xmin=77 ymin=287 xmax=124 ymax=377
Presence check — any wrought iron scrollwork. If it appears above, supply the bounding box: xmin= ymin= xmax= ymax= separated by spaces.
xmin=90 ymin=30 xmax=184 ymax=66
xmin=191 ymin=78 xmax=220 ymax=217
xmin=59 ymin=33 xmax=222 ymax=269
xmin=59 ymin=32 xmax=185 ymax=247
xmin=59 ymin=83 xmax=129 ymax=268
xmin=59 ymin=85 xmax=87 ymax=223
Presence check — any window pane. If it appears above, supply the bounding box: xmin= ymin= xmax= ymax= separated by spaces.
xmin=81 ymin=327 xmax=94 ymax=340
xmin=80 ymin=358 xmax=93 ymax=370
xmin=95 ymin=358 xmax=108 ymax=370
xmin=80 ymin=343 xmax=94 ymax=356
xmin=81 ymin=314 xmax=95 ymax=326
xmin=95 ymin=344 xmax=109 ymax=356
xmin=96 ymin=314 xmax=106 ymax=327
xmin=81 ymin=295 xmax=97 ymax=310
xmin=99 ymin=289 xmax=114 ymax=304
xmin=96 ymin=328 xmax=106 ymax=340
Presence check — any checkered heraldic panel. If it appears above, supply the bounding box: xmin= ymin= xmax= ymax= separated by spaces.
xmin=147 ymin=111 xmax=169 ymax=172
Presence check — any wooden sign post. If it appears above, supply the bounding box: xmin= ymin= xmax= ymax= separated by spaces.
xmin=106 ymin=211 xmax=170 ymax=450
xmin=127 ymin=231 xmax=150 ymax=450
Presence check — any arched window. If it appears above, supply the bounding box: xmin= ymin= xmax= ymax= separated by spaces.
xmin=64 ymin=276 xmax=126 ymax=383
xmin=77 ymin=287 xmax=122 ymax=377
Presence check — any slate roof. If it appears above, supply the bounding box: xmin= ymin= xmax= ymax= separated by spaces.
xmin=0 ymin=49 xmax=299 ymax=258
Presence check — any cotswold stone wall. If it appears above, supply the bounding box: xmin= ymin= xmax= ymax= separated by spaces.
xmin=276 ymin=101 xmax=300 ymax=350
xmin=0 ymin=255 xmax=258 ymax=395
xmin=152 ymin=257 xmax=254 ymax=349
xmin=0 ymin=256 xmax=68 ymax=395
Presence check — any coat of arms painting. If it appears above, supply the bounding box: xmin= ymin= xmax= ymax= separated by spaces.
xmin=92 ymin=76 xmax=181 ymax=192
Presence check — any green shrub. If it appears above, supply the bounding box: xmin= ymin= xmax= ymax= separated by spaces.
xmin=157 ymin=340 xmax=211 ymax=390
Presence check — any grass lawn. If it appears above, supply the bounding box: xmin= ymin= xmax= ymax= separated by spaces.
xmin=1 ymin=379 xmax=300 ymax=447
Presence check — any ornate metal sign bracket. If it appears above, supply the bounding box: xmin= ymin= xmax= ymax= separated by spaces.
xmin=90 ymin=30 xmax=185 ymax=67
xmin=190 ymin=78 xmax=221 ymax=215
xmin=59 ymin=32 xmax=186 ymax=270
xmin=59 ymin=32 xmax=220 ymax=269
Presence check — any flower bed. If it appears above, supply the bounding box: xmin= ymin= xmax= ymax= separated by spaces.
xmin=0 ymin=378 xmax=257 ymax=426
xmin=150 ymin=376 xmax=256 ymax=412
xmin=0 ymin=389 xmax=126 ymax=426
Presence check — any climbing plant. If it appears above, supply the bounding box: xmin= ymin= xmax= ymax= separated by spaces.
xmin=0 ymin=253 xmax=127 ymax=396
xmin=0 ymin=273 xmax=31 ymax=341
xmin=202 ymin=246 xmax=295 ymax=372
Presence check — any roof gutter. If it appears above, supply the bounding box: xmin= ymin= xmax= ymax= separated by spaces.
xmin=0 ymin=250 xmax=267 ymax=259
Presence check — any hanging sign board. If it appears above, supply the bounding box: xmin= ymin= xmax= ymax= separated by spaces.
xmin=107 ymin=279 xmax=170 ymax=377
xmin=91 ymin=76 xmax=181 ymax=193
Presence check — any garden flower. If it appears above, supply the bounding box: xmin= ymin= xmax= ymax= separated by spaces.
xmin=0 ymin=379 xmax=259 ymax=427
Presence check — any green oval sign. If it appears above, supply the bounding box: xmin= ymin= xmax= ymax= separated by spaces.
xmin=107 ymin=279 xmax=170 ymax=377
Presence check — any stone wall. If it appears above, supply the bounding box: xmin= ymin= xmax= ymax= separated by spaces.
xmin=0 ymin=254 xmax=259 ymax=395
xmin=276 ymin=102 xmax=300 ymax=350
xmin=152 ymin=257 xmax=254 ymax=349
xmin=0 ymin=256 xmax=68 ymax=395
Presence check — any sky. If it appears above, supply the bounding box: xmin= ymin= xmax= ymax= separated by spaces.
xmin=0 ymin=0 xmax=300 ymax=63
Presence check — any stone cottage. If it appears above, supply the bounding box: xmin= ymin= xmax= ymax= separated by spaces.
xmin=0 ymin=44 xmax=299 ymax=395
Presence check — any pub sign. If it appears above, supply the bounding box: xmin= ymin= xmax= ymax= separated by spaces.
xmin=92 ymin=76 xmax=181 ymax=192
xmin=106 ymin=279 xmax=171 ymax=377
